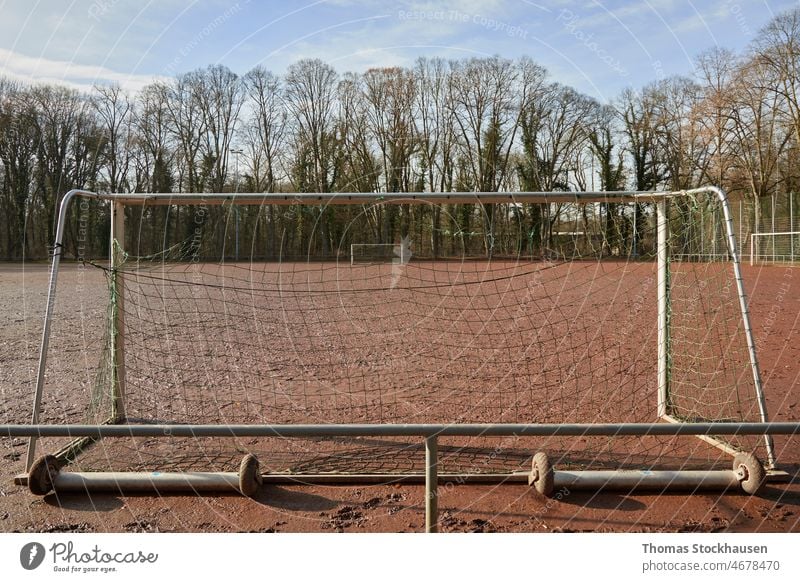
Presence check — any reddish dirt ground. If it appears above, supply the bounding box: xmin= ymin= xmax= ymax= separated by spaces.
xmin=0 ymin=261 xmax=798 ymax=533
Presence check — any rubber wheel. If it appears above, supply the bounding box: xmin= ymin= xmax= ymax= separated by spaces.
xmin=239 ymin=453 xmax=262 ymax=498
xmin=28 ymin=455 xmax=60 ymax=495
xmin=528 ymin=452 xmax=555 ymax=497
xmin=733 ymin=452 xmax=766 ymax=495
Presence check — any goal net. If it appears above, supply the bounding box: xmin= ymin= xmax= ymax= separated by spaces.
xmin=28 ymin=190 xmax=773 ymax=478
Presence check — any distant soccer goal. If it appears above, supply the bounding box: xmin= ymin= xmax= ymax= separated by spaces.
xmin=350 ymin=241 xmax=410 ymax=265
xmin=750 ymin=231 xmax=800 ymax=265
xmin=12 ymin=188 xmax=780 ymax=517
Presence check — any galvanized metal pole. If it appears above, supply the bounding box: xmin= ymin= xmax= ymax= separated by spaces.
xmin=25 ymin=190 xmax=99 ymax=470
xmin=787 ymin=192 xmax=795 ymax=263
xmin=705 ymin=187 xmax=776 ymax=467
xmin=656 ymin=199 xmax=669 ymax=418
xmin=425 ymin=435 xmax=438 ymax=533
xmin=41 ymin=468 xmax=744 ymax=495
xmin=52 ymin=471 xmax=242 ymax=493
xmin=110 ymin=201 xmax=126 ymax=420
xmin=4 ymin=421 xmax=800 ymax=439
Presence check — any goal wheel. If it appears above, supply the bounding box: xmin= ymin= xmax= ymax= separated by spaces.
xmin=528 ymin=452 xmax=555 ymax=497
xmin=28 ymin=455 xmax=60 ymax=495
xmin=239 ymin=453 xmax=262 ymax=498
xmin=732 ymin=452 xmax=765 ymax=495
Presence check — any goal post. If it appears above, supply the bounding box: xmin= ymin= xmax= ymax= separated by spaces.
xmin=13 ymin=187 xmax=782 ymax=509
xmin=656 ymin=198 xmax=669 ymax=419
xmin=110 ymin=200 xmax=126 ymax=421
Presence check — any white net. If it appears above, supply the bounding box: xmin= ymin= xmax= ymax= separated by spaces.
xmin=33 ymin=193 xmax=770 ymax=475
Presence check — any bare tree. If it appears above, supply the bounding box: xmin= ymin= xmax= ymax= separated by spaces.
xmin=5 ymin=48 xmax=800 ymax=261
xmin=133 ymin=82 xmax=174 ymax=193
xmin=241 ymin=66 xmax=287 ymax=257
xmin=164 ymin=71 xmax=206 ymax=193
xmin=243 ymin=66 xmax=286 ymax=193
xmin=0 ymin=82 xmax=40 ymax=258
xmin=362 ymin=66 xmax=418 ymax=242
xmin=753 ymin=8 xmax=800 ymax=145
xmin=448 ymin=57 xmax=522 ymax=192
xmin=727 ymin=56 xmax=792 ymax=245
xmin=617 ymin=86 xmax=665 ymax=192
xmin=337 ymin=72 xmax=381 ymax=194
xmin=581 ymin=101 xmax=628 ymax=254
xmin=518 ymin=82 xmax=591 ymax=253
xmin=448 ymin=57 xmax=534 ymax=256
xmin=197 ymin=65 xmax=244 ymax=192
xmin=284 ymin=58 xmax=340 ymax=194
xmin=92 ymin=83 xmax=133 ymax=192
xmin=284 ymin=59 xmax=341 ymax=254
xmin=751 ymin=9 xmax=800 ymax=208
xmin=413 ymin=57 xmax=458 ymax=256
xmin=584 ymin=103 xmax=625 ymax=191
xmin=650 ymin=76 xmax=706 ymax=191
xmin=695 ymin=48 xmax=739 ymax=189
xmin=30 ymin=85 xmax=88 ymax=251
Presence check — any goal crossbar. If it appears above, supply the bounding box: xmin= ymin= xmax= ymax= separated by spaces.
xmin=67 ymin=189 xmax=699 ymax=206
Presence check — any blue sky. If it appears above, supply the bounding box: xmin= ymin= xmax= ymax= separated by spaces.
xmin=1 ymin=0 xmax=798 ymax=101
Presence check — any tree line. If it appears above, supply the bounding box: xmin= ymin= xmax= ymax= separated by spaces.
xmin=2 ymin=8 xmax=800 ymax=260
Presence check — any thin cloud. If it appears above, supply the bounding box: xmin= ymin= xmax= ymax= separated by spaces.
xmin=0 ymin=48 xmax=165 ymax=93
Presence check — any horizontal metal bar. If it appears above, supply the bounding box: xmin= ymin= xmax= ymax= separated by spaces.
xmin=263 ymin=472 xmax=529 ymax=484
xmin=3 ymin=422 xmax=800 ymax=439
xmin=52 ymin=471 xmax=241 ymax=493
xmin=554 ymin=469 xmax=740 ymax=490
xmin=34 ymin=469 xmax=742 ymax=494
xmin=83 ymin=191 xmax=677 ymax=206
xmin=11 ymin=469 xmax=792 ymax=488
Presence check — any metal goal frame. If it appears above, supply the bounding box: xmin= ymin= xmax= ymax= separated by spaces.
xmin=4 ymin=185 xmax=792 ymax=532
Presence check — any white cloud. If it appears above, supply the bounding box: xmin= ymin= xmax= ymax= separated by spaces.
xmin=0 ymin=47 xmax=166 ymax=93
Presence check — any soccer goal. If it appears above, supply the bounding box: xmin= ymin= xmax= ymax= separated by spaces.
xmin=350 ymin=241 xmax=410 ymax=265
xmin=7 ymin=187 xmax=788 ymax=530
xmin=750 ymin=231 xmax=800 ymax=265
